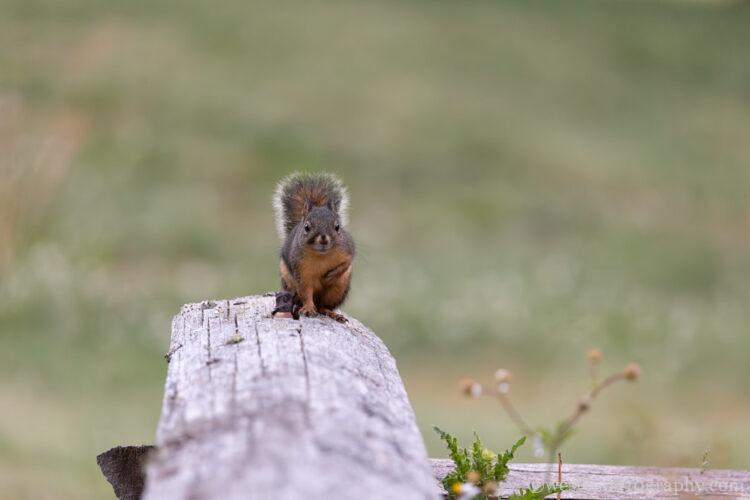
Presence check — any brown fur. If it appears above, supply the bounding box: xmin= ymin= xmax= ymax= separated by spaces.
xmin=286 ymin=185 xmax=335 ymax=231
xmin=274 ymin=173 xmax=354 ymax=322
xmin=279 ymin=259 xmax=295 ymax=291
xmin=284 ymin=247 xmax=352 ymax=320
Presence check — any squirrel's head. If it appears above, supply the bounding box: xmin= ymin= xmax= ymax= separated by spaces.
xmin=300 ymin=205 xmax=342 ymax=254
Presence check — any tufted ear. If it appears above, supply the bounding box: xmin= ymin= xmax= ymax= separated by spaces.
xmin=303 ymin=198 xmax=314 ymax=216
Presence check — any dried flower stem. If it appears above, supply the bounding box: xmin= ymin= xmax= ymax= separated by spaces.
xmin=494 ymin=393 xmax=534 ymax=436
xmin=591 ymin=372 xmax=626 ymax=398
xmin=589 ymin=362 xmax=598 ymax=389
xmin=545 ymin=371 xmax=628 ymax=463
xmin=469 ymin=354 xmax=641 ymax=470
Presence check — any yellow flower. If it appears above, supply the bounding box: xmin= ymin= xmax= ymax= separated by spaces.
xmin=451 ymin=482 xmax=463 ymax=494
xmin=481 ymin=448 xmax=497 ymax=461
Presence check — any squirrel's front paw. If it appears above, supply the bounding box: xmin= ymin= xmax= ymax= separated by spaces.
xmin=321 ymin=309 xmax=347 ymax=323
xmin=298 ymin=305 xmax=318 ymax=318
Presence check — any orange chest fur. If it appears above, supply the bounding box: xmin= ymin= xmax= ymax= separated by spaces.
xmin=298 ymin=248 xmax=352 ymax=289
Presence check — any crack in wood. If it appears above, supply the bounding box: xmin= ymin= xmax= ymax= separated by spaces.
xmin=206 ymin=319 xmax=212 ymax=360
xmin=200 ymin=300 xmax=217 ymax=326
xmin=206 ymin=319 xmax=213 ymax=383
xmin=297 ymin=324 xmax=312 ymax=427
xmin=230 ymin=349 xmax=238 ymax=416
xmin=253 ymin=320 xmax=267 ymax=377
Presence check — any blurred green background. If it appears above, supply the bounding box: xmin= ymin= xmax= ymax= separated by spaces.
xmin=1 ymin=0 xmax=750 ymax=498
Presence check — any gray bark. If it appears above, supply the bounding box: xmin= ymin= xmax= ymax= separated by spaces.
xmin=142 ymin=294 xmax=437 ymax=500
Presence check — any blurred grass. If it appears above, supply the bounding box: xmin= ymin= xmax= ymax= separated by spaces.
xmin=1 ymin=0 xmax=749 ymax=498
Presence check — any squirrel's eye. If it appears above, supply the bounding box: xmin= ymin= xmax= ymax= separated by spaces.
xmin=334 ymin=223 xmax=340 ymax=232
xmin=304 ymin=223 xmax=311 ymax=232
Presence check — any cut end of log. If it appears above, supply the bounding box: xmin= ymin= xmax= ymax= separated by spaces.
xmin=96 ymin=445 xmax=154 ymax=500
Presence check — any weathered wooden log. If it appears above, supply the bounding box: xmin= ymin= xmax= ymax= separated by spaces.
xmin=141 ymin=294 xmax=437 ymax=500
xmin=97 ymin=294 xmax=750 ymax=499
xmin=98 ymin=450 xmax=750 ymax=500
xmin=431 ymin=460 xmax=750 ymax=499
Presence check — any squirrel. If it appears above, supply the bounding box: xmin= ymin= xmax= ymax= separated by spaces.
xmin=271 ymin=172 xmax=355 ymax=323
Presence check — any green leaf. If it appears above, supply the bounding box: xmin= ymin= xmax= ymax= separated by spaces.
xmin=471 ymin=431 xmax=492 ymax=480
xmin=434 ymin=426 xmax=471 ymax=497
xmin=537 ymin=427 xmax=554 ymax=449
xmin=509 ymin=482 xmax=571 ymax=500
xmin=493 ymin=435 xmax=526 ymax=482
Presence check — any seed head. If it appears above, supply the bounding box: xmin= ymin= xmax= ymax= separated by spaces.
xmin=496 ymin=382 xmax=510 ymax=395
xmin=494 ymin=368 xmax=513 ymax=383
xmin=459 ymin=377 xmax=483 ymax=397
xmin=483 ymin=481 xmax=498 ymax=495
xmin=467 ymin=470 xmax=481 ymax=484
xmin=586 ymin=348 xmax=603 ymax=363
xmin=624 ymin=362 xmax=642 ymax=381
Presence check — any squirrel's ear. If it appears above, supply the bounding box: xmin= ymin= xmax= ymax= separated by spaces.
xmin=303 ymin=198 xmax=313 ymax=215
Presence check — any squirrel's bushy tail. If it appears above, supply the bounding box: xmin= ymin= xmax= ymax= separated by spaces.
xmin=272 ymin=172 xmax=349 ymax=239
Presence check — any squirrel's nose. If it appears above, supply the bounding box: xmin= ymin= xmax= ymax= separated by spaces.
xmin=318 ymin=234 xmax=329 ymax=245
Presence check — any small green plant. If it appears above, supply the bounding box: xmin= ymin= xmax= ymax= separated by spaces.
xmin=700 ymin=448 xmax=711 ymax=474
xmin=508 ymin=483 xmax=566 ymax=500
xmin=434 ymin=427 xmax=569 ymax=499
